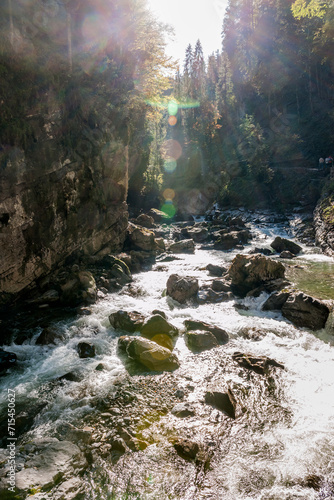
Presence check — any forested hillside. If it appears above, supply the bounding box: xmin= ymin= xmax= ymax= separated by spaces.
xmin=147 ymin=0 xmax=334 ymax=211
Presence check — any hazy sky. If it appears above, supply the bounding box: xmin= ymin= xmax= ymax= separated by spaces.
xmin=147 ymin=0 xmax=229 ymax=67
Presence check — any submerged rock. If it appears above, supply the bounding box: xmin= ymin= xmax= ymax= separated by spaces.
xmin=0 ymin=349 xmax=17 ymax=371
xmin=232 ymin=352 xmax=285 ymax=375
xmin=118 ymin=336 xmax=180 ymax=372
xmin=205 ymin=389 xmax=237 ymax=419
xmin=173 ymin=438 xmax=199 ymax=460
xmin=171 ymin=402 xmax=196 ymax=418
xmin=14 ymin=439 xmax=87 ymax=494
xmin=271 ymin=236 xmax=302 ymax=255
xmin=77 ymin=342 xmax=96 ymax=358
xmin=109 ymin=310 xmax=146 ymax=333
xmin=36 ymin=326 xmax=65 ymax=345
xmin=166 ymin=274 xmax=199 ymax=304
xmin=228 ymin=253 xmax=285 ymax=297
xmin=281 ymin=292 xmax=330 ymax=330
xmin=185 ymin=330 xmax=218 ymax=352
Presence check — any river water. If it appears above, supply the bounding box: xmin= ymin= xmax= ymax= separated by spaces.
xmin=1 ymin=210 xmax=334 ymax=499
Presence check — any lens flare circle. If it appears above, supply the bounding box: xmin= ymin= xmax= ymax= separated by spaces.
xmin=161 ymin=202 xmax=176 ymax=219
xmin=163 ymin=188 xmax=175 ymax=200
xmin=168 ymin=116 xmax=177 ymax=126
xmin=168 ymin=101 xmax=178 ymax=116
xmin=163 ymin=159 xmax=177 ymax=173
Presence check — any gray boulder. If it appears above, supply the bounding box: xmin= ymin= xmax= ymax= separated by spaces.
xmin=77 ymin=342 xmax=95 ymax=358
xmin=140 ymin=315 xmax=178 ymax=350
xmin=205 ymin=389 xmax=237 ymax=419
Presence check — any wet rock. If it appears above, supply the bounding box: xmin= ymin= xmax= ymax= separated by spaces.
xmin=249 ymin=247 xmax=274 ymax=256
xmin=185 ymin=331 xmax=218 ymax=352
xmin=187 ymin=227 xmax=209 ymax=242
xmin=232 ymin=352 xmax=285 ymax=375
xmin=171 ymin=402 xmax=196 ymax=418
xmin=280 ymin=250 xmax=295 ymax=259
xmin=166 ymin=274 xmax=199 ymax=304
xmin=127 ymin=223 xmax=157 ymax=252
xmin=109 ymin=310 xmax=146 ymax=333
xmin=151 ymin=309 xmax=166 ymax=318
xmin=184 ymin=320 xmax=229 ymax=344
xmin=134 ymin=213 xmax=155 ymax=228
xmin=197 ymin=289 xmax=233 ymax=304
xmin=228 ymin=253 xmax=285 ymax=297
xmin=214 ymin=230 xmax=252 ymax=250
xmin=110 ymin=263 xmax=132 ymax=286
xmin=271 ymin=236 xmax=302 ymax=255
xmin=169 ymin=239 xmax=195 ymax=254
xmin=27 ymin=289 xmax=60 ymax=305
xmin=173 ymin=438 xmax=199 ymax=460
xmin=15 ymin=439 xmax=87 ymax=494
xmin=262 ymin=290 xmax=291 ymax=311
xmin=147 ymin=208 xmax=169 ymax=223
xmin=155 ymin=237 xmax=166 ymax=252
xmin=118 ymin=336 xmax=180 ymax=372
xmin=211 ymin=278 xmax=231 ymax=292
xmin=205 ymin=390 xmax=237 ymax=419
xmin=281 ymin=292 xmax=330 ymax=330
xmin=95 ymin=363 xmax=105 ymax=371
xmin=206 ymin=263 xmax=227 ymax=277
xmin=140 ymin=315 xmax=178 ymax=349
xmin=0 ymin=349 xmax=17 ymax=371
xmin=60 ymin=270 xmax=97 ymax=306
xmin=35 ymin=326 xmax=65 ymax=345
xmin=238 ymin=326 xmax=266 ymax=341
xmin=77 ymin=342 xmax=96 ymax=358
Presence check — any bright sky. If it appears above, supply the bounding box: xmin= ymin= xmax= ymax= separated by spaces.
xmin=147 ymin=0 xmax=229 ymax=67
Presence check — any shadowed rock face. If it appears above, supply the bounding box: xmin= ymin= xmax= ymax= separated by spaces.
xmin=281 ymin=292 xmax=330 ymax=330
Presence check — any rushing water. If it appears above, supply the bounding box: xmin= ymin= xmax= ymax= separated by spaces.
xmin=1 ymin=210 xmax=334 ymax=499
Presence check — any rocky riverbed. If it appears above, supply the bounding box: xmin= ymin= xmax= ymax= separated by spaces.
xmin=0 ymin=209 xmax=334 ymax=499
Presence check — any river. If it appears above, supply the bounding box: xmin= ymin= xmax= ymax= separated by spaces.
xmin=1 ymin=210 xmax=334 ymax=499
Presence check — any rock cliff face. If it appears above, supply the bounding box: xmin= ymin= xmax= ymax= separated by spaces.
xmin=314 ymin=193 xmax=334 ymax=257
xmin=0 ymin=0 xmax=143 ymax=304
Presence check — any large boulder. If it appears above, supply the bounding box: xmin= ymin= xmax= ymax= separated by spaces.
xmin=184 ymin=320 xmax=229 ymax=344
xmin=185 ymin=331 xmax=218 ymax=352
xmin=140 ymin=315 xmax=179 ymax=350
xmin=127 ymin=223 xmax=157 ymax=252
xmin=36 ymin=326 xmax=66 ymax=345
xmin=147 ymin=208 xmax=169 ymax=223
xmin=281 ymin=292 xmax=330 ymax=330
xmin=166 ymin=274 xmax=199 ymax=304
xmin=228 ymin=253 xmax=285 ymax=297
xmin=271 ymin=236 xmax=302 ymax=255
xmin=109 ymin=310 xmax=146 ymax=333
xmin=118 ymin=336 xmax=180 ymax=372
xmin=169 ymin=239 xmax=195 ymax=254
